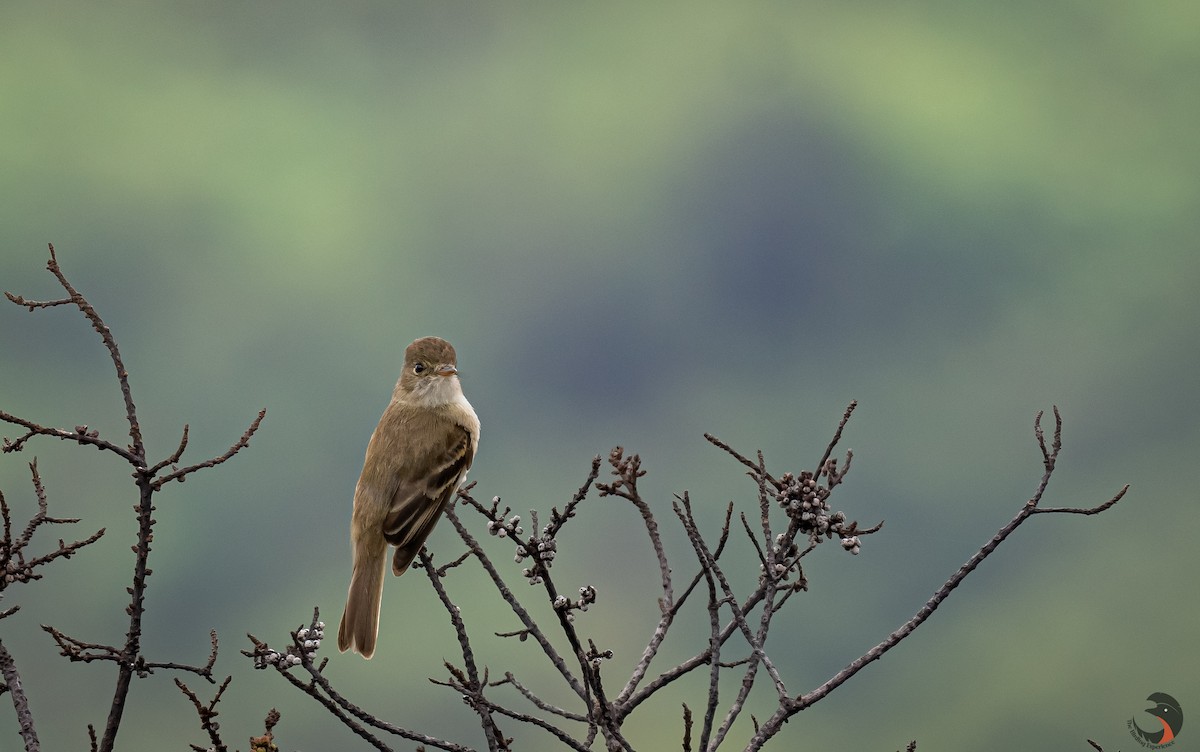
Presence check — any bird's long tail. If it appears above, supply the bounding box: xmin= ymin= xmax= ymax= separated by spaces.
xmin=338 ymin=539 xmax=387 ymax=659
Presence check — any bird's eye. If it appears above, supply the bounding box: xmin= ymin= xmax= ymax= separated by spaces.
xmin=412 ymin=363 xmax=426 ymax=375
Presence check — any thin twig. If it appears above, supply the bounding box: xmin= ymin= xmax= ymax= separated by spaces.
xmin=0 ymin=413 xmax=138 ymax=462
xmin=702 ymin=434 xmax=782 ymax=491
xmin=812 ymin=401 xmax=857 ymax=479
xmin=175 ymin=676 xmax=232 ymax=752
xmin=151 ymin=410 xmax=266 ymax=489
xmin=492 ymin=672 xmax=587 ymax=723
xmin=41 ymin=243 xmax=146 ymax=461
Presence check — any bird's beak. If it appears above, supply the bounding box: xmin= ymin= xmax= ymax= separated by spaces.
xmin=435 ymin=364 xmax=458 ymax=377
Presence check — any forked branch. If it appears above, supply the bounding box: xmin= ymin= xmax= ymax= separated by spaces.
xmin=1 ymin=245 xmax=266 ymax=752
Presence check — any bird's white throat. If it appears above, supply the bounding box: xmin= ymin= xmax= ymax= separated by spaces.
xmin=406 ymin=374 xmax=468 ymax=409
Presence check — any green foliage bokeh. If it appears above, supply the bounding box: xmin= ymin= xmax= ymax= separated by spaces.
xmin=1 ymin=3 xmax=1197 ymax=750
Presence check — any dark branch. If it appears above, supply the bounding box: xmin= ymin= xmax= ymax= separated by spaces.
xmin=0 ymin=640 xmax=40 ymax=752
xmin=151 ymin=409 xmax=266 ymax=489
xmin=1 ymin=414 xmax=137 ymax=462
xmin=2 ymin=247 xmax=267 ymax=752
xmin=175 ymin=676 xmax=232 ymax=752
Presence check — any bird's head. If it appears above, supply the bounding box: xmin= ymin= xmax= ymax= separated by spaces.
xmin=398 ymin=336 xmax=464 ymax=405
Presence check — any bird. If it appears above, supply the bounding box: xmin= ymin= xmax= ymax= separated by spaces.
xmin=337 ymin=336 xmax=480 ymax=659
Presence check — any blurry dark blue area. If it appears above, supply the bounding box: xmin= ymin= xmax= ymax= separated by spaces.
xmin=676 ymin=110 xmax=875 ymax=340
xmin=515 ymin=109 xmax=1049 ymax=410
xmin=671 ymin=110 xmax=1047 ymax=349
xmin=515 ymin=285 xmax=671 ymax=410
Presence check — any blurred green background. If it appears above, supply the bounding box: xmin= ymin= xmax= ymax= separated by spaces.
xmin=1 ymin=2 xmax=1197 ymax=750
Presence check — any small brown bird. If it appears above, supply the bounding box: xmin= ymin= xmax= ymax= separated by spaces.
xmin=338 ymin=336 xmax=480 ymax=659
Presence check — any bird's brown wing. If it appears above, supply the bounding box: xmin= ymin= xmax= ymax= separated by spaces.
xmin=382 ymin=421 xmax=474 ymax=575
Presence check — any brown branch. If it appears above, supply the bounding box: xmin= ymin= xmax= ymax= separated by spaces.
xmin=596 ymin=448 xmax=678 ymax=708
xmin=3 ymin=247 xmax=267 ymax=752
xmin=147 ymin=425 xmax=190 ymax=476
xmin=0 ymin=640 xmax=39 ymax=752
xmin=138 ymin=630 xmax=219 ymax=681
xmin=43 ymin=244 xmax=146 ymax=461
xmin=250 ymin=708 xmax=282 ymax=752
xmin=151 ymin=410 xmax=266 ymax=489
xmin=419 ymin=550 xmax=507 ymax=751
xmin=245 ymin=610 xmax=478 ymax=752
xmin=743 ymin=407 xmax=1130 ymax=750
xmin=445 ymin=681 xmax=591 ymax=752
xmin=667 ymin=501 xmax=735 ymax=620
xmin=812 ymin=400 xmax=857 ymax=479
xmin=702 ymin=433 xmax=782 ymax=491
xmin=445 ymin=501 xmax=587 ymax=700
xmin=0 ymin=461 xmax=105 ymax=592
xmin=1032 ymin=486 xmax=1129 ymax=516
xmin=1 ymin=414 xmax=137 ymax=462
xmin=41 ymin=626 xmax=122 ymax=664
xmin=175 ymin=676 xmax=232 ymax=752
xmin=697 ymin=537 xmax=721 ymax=752
xmin=490 ymin=672 xmax=588 ymax=723
xmin=4 ymin=245 xmax=146 ymax=461
xmin=3 ymin=293 xmax=71 ymax=310
xmin=672 ymin=492 xmax=786 ymax=750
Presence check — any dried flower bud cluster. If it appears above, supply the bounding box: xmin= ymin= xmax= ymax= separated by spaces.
xmin=515 ymin=535 xmax=557 ymax=586
xmin=769 ymin=532 xmax=800 ymax=578
xmin=4 ymin=559 xmax=33 ymax=584
xmin=483 ymin=496 xmax=518 ymax=536
xmin=553 ymin=585 xmax=597 ymax=621
xmin=488 ymin=509 xmax=555 ymax=585
xmin=480 ymin=499 xmax=559 ymax=584
xmin=253 ymin=621 xmax=325 ymax=669
xmin=776 ymin=471 xmax=861 ymax=554
xmin=585 ymin=641 xmax=614 ymax=670
xmin=479 ymin=502 xmax=560 ymax=585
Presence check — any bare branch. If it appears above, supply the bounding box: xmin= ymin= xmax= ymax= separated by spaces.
xmin=138 ymin=630 xmax=219 ymax=681
xmin=0 ymin=461 xmax=105 ymax=593
xmin=3 ymin=247 xmax=267 ymax=752
xmin=147 ymin=425 xmax=190 ymax=475
xmin=1 ymin=413 xmax=137 ymax=462
xmin=812 ymin=400 xmax=857 ymax=479
xmin=445 ymin=501 xmax=587 ymax=700
xmin=41 ymin=625 xmax=122 ymax=664
xmin=742 ymin=407 xmax=1130 ymax=750
xmin=245 ymin=610 xmax=478 ymax=752
xmin=596 ymin=448 xmax=678 ymax=708
xmin=419 ymin=550 xmax=507 ymax=751
xmin=151 ymin=409 xmax=267 ymax=489
xmin=703 ymin=433 xmax=782 ymax=491
xmin=4 ymin=292 xmax=71 ymax=310
xmin=1033 ymin=485 xmax=1130 ymax=516
xmin=491 ymin=672 xmax=587 ymax=723
xmin=31 ymin=244 xmax=145 ymax=462
xmin=175 ymin=676 xmax=232 ymax=752
xmin=0 ymin=640 xmax=39 ymax=752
